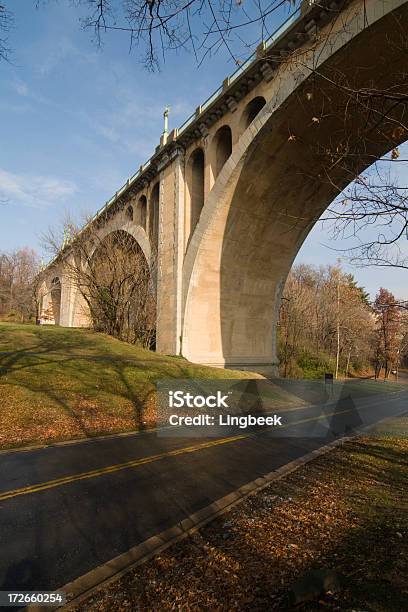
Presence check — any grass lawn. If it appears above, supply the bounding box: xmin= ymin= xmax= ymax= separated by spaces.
xmin=76 ymin=416 xmax=408 ymax=611
xmin=0 ymin=323 xmax=403 ymax=450
xmin=0 ymin=323 xmax=254 ymax=449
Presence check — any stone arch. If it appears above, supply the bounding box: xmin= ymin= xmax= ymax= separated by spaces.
xmin=149 ymin=182 xmax=160 ymax=250
xmin=84 ymin=229 xmax=156 ymax=347
xmin=90 ymin=229 xmax=151 ymax=278
xmin=70 ymin=223 xmax=153 ymax=327
xmin=181 ymin=0 xmax=408 ymax=373
xmin=212 ymin=125 xmax=232 ymax=179
xmin=137 ymin=195 xmax=147 ymax=230
xmin=90 ymin=222 xmax=151 ymax=268
xmin=239 ymin=96 xmax=266 ymax=135
xmin=185 ymin=148 xmax=205 ymax=247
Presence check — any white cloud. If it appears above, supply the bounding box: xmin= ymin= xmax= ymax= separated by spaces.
xmin=7 ymin=78 xmax=54 ymax=108
xmin=37 ymin=37 xmax=98 ymax=77
xmin=13 ymin=81 xmax=29 ymax=97
xmin=0 ymin=168 xmax=77 ymax=209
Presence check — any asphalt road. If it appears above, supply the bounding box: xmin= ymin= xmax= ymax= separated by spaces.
xmin=0 ymin=390 xmax=407 ymax=599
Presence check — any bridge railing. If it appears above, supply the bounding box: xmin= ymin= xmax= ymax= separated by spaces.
xmin=177 ymin=6 xmax=301 ymax=136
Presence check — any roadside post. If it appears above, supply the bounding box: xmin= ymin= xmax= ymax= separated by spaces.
xmin=324 ymin=372 xmax=334 ymax=396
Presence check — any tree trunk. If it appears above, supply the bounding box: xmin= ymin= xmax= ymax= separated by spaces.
xmin=345 ymin=348 xmax=351 ymax=378
xmin=335 ymin=281 xmax=340 ymax=380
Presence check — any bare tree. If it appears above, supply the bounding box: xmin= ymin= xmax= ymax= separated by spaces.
xmin=323 ymin=166 xmax=408 ymax=270
xmin=372 ymin=287 xmax=402 ymax=379
xmin=78 ymin=0 xmax=300 ymax=69
xmin=399 ymin=312 xmax=408 ymax=369
xmin=278 ymin=264 xmax=374 ymax=378
xmin=0 ymin=248 xmax=40 ymax=321
xmin=41 ymin=218 xmax=157 ymax=348
xmin=1 ymin=0 xmax=302 ymax=69
xmin=0 ymin=2 xmax=11 ymax=62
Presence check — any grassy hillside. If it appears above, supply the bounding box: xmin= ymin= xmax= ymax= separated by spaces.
xmin=0 ymin=323 xmax=256 ymax=449
xmin=0 ymin=323 xmax=402 ymax=450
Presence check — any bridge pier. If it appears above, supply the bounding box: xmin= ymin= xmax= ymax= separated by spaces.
xmin=155 ymin=151 xmax=185 ymax=356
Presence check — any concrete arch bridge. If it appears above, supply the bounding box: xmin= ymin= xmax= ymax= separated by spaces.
xmin=38 ymin=0 xmax=408 ymax=374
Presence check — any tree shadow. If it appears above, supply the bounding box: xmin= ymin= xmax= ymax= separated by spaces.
xmin=1 ymin=325 xmax=254 ymax=448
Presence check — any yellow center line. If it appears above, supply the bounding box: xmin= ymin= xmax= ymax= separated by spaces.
xmin=0 ymin=435 xmax=246 ymax=503
xmin=0 ymin=403 xmax=382 ymax=502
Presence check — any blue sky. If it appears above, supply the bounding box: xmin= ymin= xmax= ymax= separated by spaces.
xmin=0 ymin=0 xmax=407 ymax=300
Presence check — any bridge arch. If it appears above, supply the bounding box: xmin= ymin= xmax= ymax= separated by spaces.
xmin=185 ymin=147 xmax=205 ymax=247
xmin=69 ymin=223 xmax=153 ymax=327
xmin=181 ymin=0 xmax=408 ymax=373
xmin=89 ymin=221 xmax=151 ymax=266
xmin=81 ymin=229 xmax=156 ymax=345
xmin=239 ymin=96 xmax=266 ymax=135
xmin=137 ymin=195 xmax=147 ymax=230
xmin=211 ymin=125 xmax=233 ymax=180
xmin=149 ymin=182 xmax=160 ymax=250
